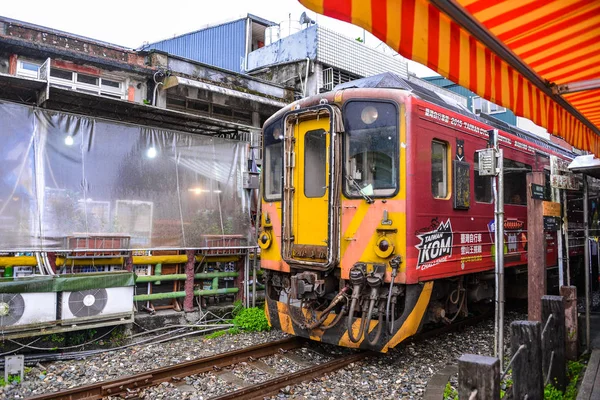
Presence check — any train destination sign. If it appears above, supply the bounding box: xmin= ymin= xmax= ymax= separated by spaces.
xmin=530 ymin=183 xmax=546 ymax=200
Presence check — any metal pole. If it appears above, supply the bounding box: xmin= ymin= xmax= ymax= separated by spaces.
xmin=563 ymin=191 xmax=571 ymax=286
xmin=497 ymin=148 xmax=505 ymax=366
xmin=556 ymin=188 xmax=565 ymax=287
xmin=583 ymin=175 xmax=591 ymax=350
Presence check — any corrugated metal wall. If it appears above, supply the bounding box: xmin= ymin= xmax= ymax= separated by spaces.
xmin=145 ymin=19 xmax=247 ymax=72
xmin=423 ymin=76 xmax=517 ymax=125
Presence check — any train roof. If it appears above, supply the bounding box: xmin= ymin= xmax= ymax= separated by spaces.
xmin=334 ymin=72 xmax=577 ymax=160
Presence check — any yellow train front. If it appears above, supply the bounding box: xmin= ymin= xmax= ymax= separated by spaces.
xmin=259 ymin=86 xmax=427 ymax=353
xmin=258 ymin=81 xmax=567 ymax=352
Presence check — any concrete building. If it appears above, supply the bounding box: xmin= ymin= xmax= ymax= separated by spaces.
xmin=245 ymin=23 xmax=410 ymax=99
xmin=0 ymin=15 xmax=291 ymax=139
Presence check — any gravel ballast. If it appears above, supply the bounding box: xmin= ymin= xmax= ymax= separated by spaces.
xmin=0 ymin=311 xmax=527 ymax=400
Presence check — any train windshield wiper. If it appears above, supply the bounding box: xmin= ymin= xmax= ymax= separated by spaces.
xmin=346 ymin=175 xmax=374 ymax=204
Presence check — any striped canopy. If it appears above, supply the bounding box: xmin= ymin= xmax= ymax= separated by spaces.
xmin=299 ymin=0 xmax=600 ymax=155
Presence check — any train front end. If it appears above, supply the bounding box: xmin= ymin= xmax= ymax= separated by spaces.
xmin=259 ymin=91 xmax=432 ymax=352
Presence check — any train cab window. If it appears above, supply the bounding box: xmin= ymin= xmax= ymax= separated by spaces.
xmin=431 ymin=140 xmax=448 ymax=198
xmin=264 ymin=119 xmax=284 ymax=201
xmin=304 ymin=129 xmax=327 ymax=198
xmin=474 ymin=151 xmax=493 ymax=203
xmin=343 ymin=101 xmax=398 ymax=198
xmin=504 ymin=158 xmax=532 ymax=205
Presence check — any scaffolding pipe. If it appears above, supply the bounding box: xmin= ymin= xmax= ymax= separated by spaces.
xmin=0 ymin=255 xmax=240 ymax=267
xmin=133 ymin=287 xmax=239 ymax=302
xmin=135 ymin=272 xmax=238 ymax=283
xmin=583 ymin=175 xmax=591 ymax=351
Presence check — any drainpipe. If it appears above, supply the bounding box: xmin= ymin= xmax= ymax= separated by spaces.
xmin=244 ymin=17 xmax=252 ymax=72
xmin=304 ymin=58 xmax=310 ymax=97
xmin=183 ymin=250 xmax=195 ymax=312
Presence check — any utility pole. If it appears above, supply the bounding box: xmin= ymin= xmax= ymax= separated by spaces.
xmin=477 ymin=129 xmax=504 ymax=365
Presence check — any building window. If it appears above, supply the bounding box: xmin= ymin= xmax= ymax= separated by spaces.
xmin=472 ymin=96 xmax=506 ymax=115
xmin=474 ymin=151 xmax=493 ymax=203
xmin=16 ymin=60 xmax=41 ymax=79
xmin=504 ymin=159 xmax=531 ymax=205
xmin=50 ymin=69 xmax=125 ymax=99
xmin=322 ymin=66 xmax=361 ymax=92
xmin=15 ymin=60 xmax=125 ymax=99
xmin=432 ymin=140 xmax=448 ymax=199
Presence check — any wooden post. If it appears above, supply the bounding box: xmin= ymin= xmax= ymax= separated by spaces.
xmin=527 ymin=172 xmax=546 ymax=322
xmin=560 ymin=286 xmax=578 ymax=360
xmin=183 ymin=250 xmax=196 ymax=312
xmin=511 ymin=321 xmax=543 ymax=399
xmin=542 ymin=295 xmax=566 ymax=390
xmin=458 ymin=354 xmax=500 ymax=400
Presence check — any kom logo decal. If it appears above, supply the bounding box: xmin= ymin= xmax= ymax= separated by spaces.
xmin=415 ymin=219 xmax=453 ymax=270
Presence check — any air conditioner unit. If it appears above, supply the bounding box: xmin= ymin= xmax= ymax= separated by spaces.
xmin=60 ymin=286 xmax=133 ymax=321
xmin=0 ymin=292 xmax=57 ymax=327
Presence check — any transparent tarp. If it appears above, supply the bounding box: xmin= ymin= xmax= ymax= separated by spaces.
xmin=0 ymin=100 xmax=250 ymax=251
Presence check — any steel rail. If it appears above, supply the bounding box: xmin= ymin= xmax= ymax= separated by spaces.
xmin=210 ymin=351 xmax=372 ymax=400
xmin=25 ymin=337 xmax=302 ymax=400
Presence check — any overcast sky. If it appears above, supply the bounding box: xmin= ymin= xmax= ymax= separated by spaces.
xmin=0 ymin=0 xmax=438 ymax=77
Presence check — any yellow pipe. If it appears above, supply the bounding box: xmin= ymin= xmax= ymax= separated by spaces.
xmin=0 ymin=257 xmax=37 ymax=267
xmin=0 ymin=255 xmax=241 ymax=268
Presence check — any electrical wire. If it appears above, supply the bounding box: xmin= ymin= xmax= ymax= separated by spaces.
xmin=6 ymin=327 xmax=117 ymax=351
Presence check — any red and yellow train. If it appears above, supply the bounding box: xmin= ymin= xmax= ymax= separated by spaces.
xmin=258 ymin=75 xmax=574 ymax=352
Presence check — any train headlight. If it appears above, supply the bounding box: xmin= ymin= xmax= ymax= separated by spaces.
xmin=258 ymin=230 xmax=272 ymax=249
xmin=375 ymin=236 xmax=394 ymax=258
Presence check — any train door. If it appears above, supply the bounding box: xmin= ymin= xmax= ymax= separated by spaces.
xmin=281 ymin=107 xmax=340 ymax=269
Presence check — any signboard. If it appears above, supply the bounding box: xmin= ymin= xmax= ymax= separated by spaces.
xmin=550 ymin=174 xmax=579 ymax=190
xmin=477 ymin=148 xmax=496 ymax=176
xmin=530 ymin=183 xmax=546 ymax=200
xmin=550 ymin=156 xmax=570 ymax=173
xmin=453 ymin=160 xmax=470 ymax=210
xmin=543 ymin=216 xmax=561 ymax=231
xmin=542 ymin=201 xmax=561 ymax=217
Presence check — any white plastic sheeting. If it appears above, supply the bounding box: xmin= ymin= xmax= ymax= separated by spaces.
xmin=0 ymin=100 xmax=250 ymax=251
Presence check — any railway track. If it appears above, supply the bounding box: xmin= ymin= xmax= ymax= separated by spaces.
xmin=25 ymin=336 xmax=370 ymax=400
xmin=24 ymin=313 xmax=492 ymax=400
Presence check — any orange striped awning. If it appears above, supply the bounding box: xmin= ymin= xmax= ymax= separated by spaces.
xmin=299 ymin=0 xmax=600 ymax=156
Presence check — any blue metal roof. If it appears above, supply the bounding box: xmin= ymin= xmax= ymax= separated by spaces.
xmin=143 ymin=19 xmax=247 ymax=72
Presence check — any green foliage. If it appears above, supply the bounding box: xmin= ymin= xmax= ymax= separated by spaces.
xmin=232 ymin=307 xmax=270 ymax=332
xmin=205 ymin=330 xmax=228 ymax=340
xmin=443 ymin=382 xmax=458 ymax=400
xmin=48 ymin=333 xmax=64 ymax=344
xmin=0 ymin=375 xmax=21 ymax=386
xmin=542 ymin=359 xmax=586 ymax=400
xmin=355 ymin=37 xmax=364 ymax=43
xmin=109 ymin=326 xmax=129 ymax=346
xmin=231 ymin=300 xmax=244 ymax=317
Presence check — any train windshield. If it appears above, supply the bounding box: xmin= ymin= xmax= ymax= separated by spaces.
xmin=343 ymin=101 xmax=399 ymax=198
xmin=263 ymin=118 xmax=283 ymax=201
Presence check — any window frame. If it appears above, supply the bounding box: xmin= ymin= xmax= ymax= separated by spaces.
xmin=50 ymin=68 xmax=126 ymax=99
xmin=341 ymin=99 xmax=400 ymax=200
xmin=16 ymin=59 xmax=41 ymax=79
xmin=262 ymin=117 xmax=285 ymax=202
xmin=431 ymin=139 xmax=450 ymax=200
xmin=303 ymin=128 xmax=328 ymax=198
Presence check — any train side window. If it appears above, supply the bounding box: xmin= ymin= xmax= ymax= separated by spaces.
xmin=304 ymin=129 xmax=327 ymax=198
xmin=431 ymin=140 xmax=448 ymax=199
xmin=474 ymin=151 xmax=493 ymax=203
xmin=263 ymin=119 xmax=284 ymax=201
xmin=504 ymin=158 xmax=532 ymax=205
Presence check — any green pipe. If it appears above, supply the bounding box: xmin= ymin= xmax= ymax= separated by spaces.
xmin=3 ymin=266 xmax=12 ymax=278
xmin=154 ymin=263 xmax=162 ymax=286
xmin=133 ymin=287 xmax=238 ymax=302
xmin=212 ymin=276 xmax=219 ymax=290
xmin=135 ymin=272 xmax=238 ymax=283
